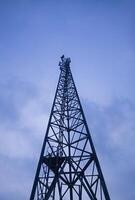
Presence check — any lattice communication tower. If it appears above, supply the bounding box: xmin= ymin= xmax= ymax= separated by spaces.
xmin=30 ymin=56 xmax=110 ymax=200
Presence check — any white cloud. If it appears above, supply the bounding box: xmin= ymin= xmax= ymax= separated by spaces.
xmin=0 ymin=125 xmax=34 ymax=159
xmin=84 ymin=98 xmax=135 ymax=200
xmin=19 ymin=98 xmax=49 ymax=139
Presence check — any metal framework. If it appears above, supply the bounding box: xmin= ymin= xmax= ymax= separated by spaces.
xmin=30 ymin=55 xmax=110 ymax=200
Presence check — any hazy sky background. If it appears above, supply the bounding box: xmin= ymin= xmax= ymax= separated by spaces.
xmin=0 ymin=0 xmax=135 ymax=199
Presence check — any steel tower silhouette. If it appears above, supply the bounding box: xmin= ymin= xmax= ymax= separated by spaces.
xmin=30 ymin=56 xmax=110 ymax=200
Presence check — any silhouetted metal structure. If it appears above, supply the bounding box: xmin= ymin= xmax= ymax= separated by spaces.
xmin=30 ymin=56 xmax=110 ymax=200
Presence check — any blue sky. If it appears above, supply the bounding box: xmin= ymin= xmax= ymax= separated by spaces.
xmin=0 ymin=0 xmax=135 ymax=199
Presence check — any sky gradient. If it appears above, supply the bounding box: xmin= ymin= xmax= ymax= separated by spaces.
xmin=0 ymin=1 xmax=135 ymax=199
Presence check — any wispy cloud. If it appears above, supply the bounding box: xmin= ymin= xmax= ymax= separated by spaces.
xmin=0 ymin=78 xmax=51 ymax=199
xmin=83 ymin=98 xmax=135 ymax=199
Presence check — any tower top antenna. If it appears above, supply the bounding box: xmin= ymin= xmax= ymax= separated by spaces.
xmin=59 ymin=55 xmax=71 ymax=69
